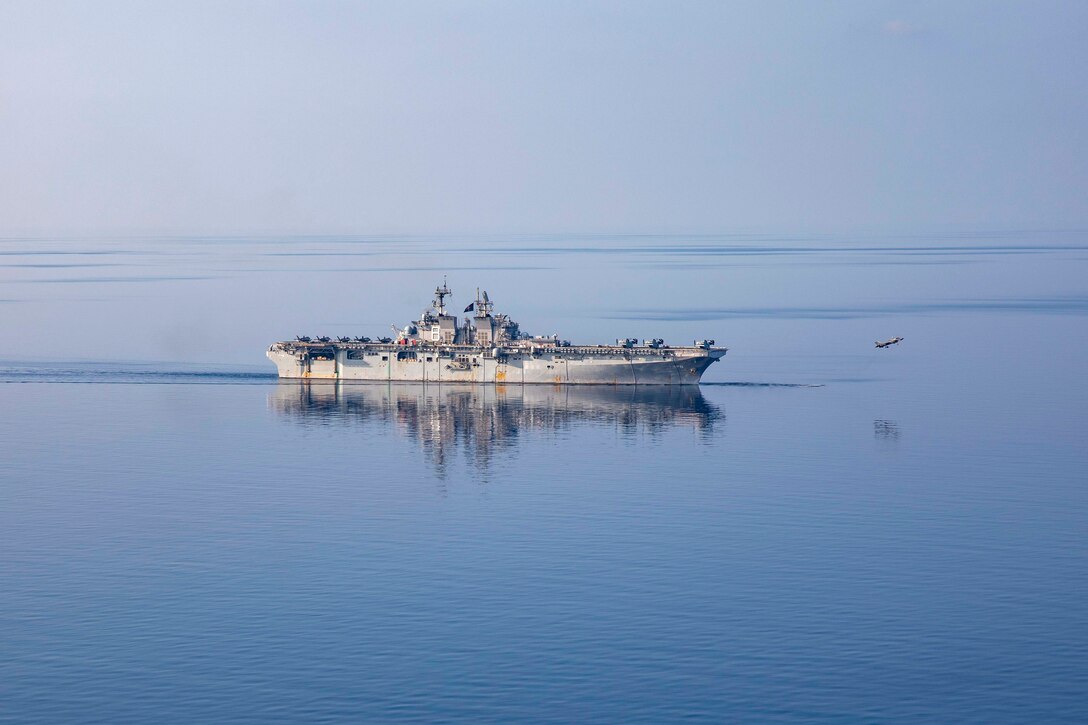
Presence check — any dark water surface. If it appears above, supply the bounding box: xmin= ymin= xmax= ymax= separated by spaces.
xmin=2 ymin=233 xmax=1087 ymax=722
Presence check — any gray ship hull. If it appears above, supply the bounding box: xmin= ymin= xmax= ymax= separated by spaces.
xmin=267 ymin=345 xmax=725 ymax=385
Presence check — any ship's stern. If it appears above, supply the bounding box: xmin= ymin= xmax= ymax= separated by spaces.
xmin=267 ymin=345 xmax=305 ymax=379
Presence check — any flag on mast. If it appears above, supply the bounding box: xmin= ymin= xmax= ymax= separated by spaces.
xmin=463 ymin=302 xmax=474 ymax=313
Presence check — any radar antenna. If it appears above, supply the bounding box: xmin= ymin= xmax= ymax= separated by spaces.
xmin=475 ymin=287 xmax=494 ymax=316
xmin=433 ymin=276 xmax=452 ymax=315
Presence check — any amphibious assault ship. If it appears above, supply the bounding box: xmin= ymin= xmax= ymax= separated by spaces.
xmin=266 ymin=282 xmax=726 ymax=384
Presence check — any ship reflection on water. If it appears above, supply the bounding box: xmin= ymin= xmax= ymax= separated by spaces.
xmin=270 ymin=383 xmax=722 ymax=473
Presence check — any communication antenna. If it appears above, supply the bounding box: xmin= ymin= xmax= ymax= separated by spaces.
xmin=475 ymin=287 xmax=494 ymax=316
xmin=433 ymin=276 xmax=451 ymax=315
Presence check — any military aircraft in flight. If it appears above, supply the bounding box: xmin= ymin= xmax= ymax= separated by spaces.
xmin=875 ymin=336 xmax=904 ymax=349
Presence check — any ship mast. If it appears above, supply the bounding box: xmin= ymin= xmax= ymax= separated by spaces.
xmin=475 ymin=287 xmax=493 ymax=316
xmin=433 ymin=277 xmax=452 ymax=316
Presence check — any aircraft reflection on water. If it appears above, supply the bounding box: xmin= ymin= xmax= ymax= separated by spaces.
xmin=269 ymin=383 xmax=722 ymax=474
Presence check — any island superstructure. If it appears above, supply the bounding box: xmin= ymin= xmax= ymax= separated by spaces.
xmin=266 ymin=281 xmax=726 ymax=384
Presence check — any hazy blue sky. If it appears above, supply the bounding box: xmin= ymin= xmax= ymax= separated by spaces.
xmin=1 ymin=1 xmax=1086 ymax=235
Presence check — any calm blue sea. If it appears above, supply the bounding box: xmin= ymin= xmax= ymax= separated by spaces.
xmin=1 ymin=232 xmax=1086 ymax=722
